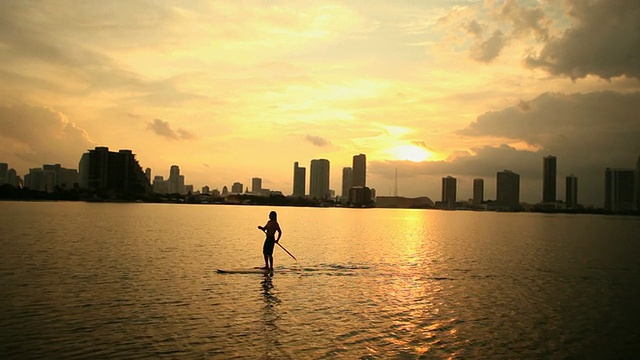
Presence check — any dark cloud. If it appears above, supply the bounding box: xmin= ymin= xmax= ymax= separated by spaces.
xmin=147 ymin=119 xmax=195 ymax=141
xmin=525 ymin=0 xmax=640 ymax=80
xmin=499 ymin=0 xmax=549 ymax=40
xmin=0 ymin=104 xmax=94 ymax=170
xmin=470 ymin=30 xmax=506 ymax=62
xmin=305 ymin=134 xmax=331 ymax=147
xmin=457 ymin=91 xmax=640 ymax=162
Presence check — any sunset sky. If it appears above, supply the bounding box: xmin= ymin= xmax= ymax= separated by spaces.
xmin=1 ymin=0 xmax=639 ymax=206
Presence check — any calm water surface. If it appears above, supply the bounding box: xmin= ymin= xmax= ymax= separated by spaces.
xmin=1 ymin=201 xmax=639 ymax=359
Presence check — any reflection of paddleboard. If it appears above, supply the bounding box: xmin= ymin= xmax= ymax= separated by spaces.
xmin=217 ymin=268 xmax=273 ymax=274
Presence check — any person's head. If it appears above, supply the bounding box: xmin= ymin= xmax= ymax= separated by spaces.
xmin=269 ymin=211 xmax=277 ymax=221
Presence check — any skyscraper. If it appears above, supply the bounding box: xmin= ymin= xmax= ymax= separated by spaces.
xmin=605 ymin=168 xmax=635 ymax=212
xmin=231 ymin=182 xmax=243 ymax=194
xmin=169 ymin=165 xmax=182 ymax=194
xmin=341 ymin=167 xmax=353 ymax=201
xmin=543 ymin=155 xmax=557 ymax=203
xmin=565 ymin=174 xmax=578 ymax=209
xmin=292 ymin=162 xmax=306 ymax=197
xmin=352 ymin=154 xmax=366 ymax=187
xmin=473 ymin=178 xmax=484 ymax=207
xmin=497 ymin=170 xmax=520 ymax=209
xmin=310 ymin=159 xmax=330 ymax=200
xmin=252 ymin=177 xmax=262 ymax=194
xmin=442 ymin=176 xmax=457 ymax=208
xmin=81 ymin=147 xmax=151 ymax=196
xmin=0 ymin=163 xmax=7 ymax=184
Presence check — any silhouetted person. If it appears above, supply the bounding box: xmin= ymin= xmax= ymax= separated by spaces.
xmin=258 ymin=211 xmax=282 ymax=270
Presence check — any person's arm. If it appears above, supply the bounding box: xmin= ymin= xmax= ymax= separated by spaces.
xmin=258 ymin=222 xmax=267 ymax=232
xmin=275 ymin=223 xmax=282 ymax=242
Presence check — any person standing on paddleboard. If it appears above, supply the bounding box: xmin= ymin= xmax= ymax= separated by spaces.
xmin=258 ymin=211 xmax=282 ymax=270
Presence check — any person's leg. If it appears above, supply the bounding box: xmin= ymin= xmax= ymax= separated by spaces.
xmin=268 ymin=255 xmax=274 ymax=270
xmin=263 ymin=253 xmax=269 ymax=269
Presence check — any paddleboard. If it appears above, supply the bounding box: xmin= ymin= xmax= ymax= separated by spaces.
xmin=217 ymin=268 xmax=273 ymax=274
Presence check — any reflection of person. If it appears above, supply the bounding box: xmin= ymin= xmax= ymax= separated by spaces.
xmin=258 ymin=211 xmax=282 ymax=270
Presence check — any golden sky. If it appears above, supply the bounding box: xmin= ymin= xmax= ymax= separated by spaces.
xmin=1 ymin=0 xmax=639 ymax=205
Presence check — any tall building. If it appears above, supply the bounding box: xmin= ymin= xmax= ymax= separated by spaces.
xmin=352 ymin=154 xmax=366 ymax=187
xmin=341 ymin=167 xmax=353 ymax=201
xmin=496 ymin=170 xmax=520 ymax=209
xmin=24 ymin=168 xmax=55 ymax=192
xmin=79 ymin=153 xmax=90 ymax=188
xmin=80 ymin=147 xmax=151 ymax=196
xmin=604 ymin=168 xmax=635 ymax=213
xmin=153 ymin=175 xmax=168 ymax=194
xmin=292 ymin=162 xmax=306 ymax=197
xmin=231 ymin=182 xmax=243 ymax=194
xmin=169 ymin=165 xmax=182 ymax=194
xmin=565 ymin=174 xmax=578 ymax=209
xmin=543 ymin=155 xmax=557 ymax=203
xmin=252 ymin=177 xmax=262 ymax=193
xmin=442 ymin=176 xmax=457 ymax=207
xmin=0 ymin=163 xmax=7 ymax=184
xmin=310 ymin=159 xmax=330 ymax=200
xmin=473 ymin=178 xmax=484 ymax=206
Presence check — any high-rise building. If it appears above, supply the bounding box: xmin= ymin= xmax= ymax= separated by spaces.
xmin=565 ymin=174 xmax=578 ymax=209
xmin=292 ymin=162 xmax=306 ymax=197
xmin=352 ymin=154 xmax=366 ymax=187
xmin=341 ymin=167 xmax=353 ymax=201
xmin=79 ymin=147 xmax=151 ymax=196
xmin=252 ymin=177 xmax=262 ymax=193
xmin=605 ymin=168 xmax=635 ymax=213
xmin=496 ymin=170 xmax=520 ymax=209
xmin=169 ymin=165 xmax=182 ymax=194
xmin=24 ymin=168 xmax=55 ymax=192
xmin=145 ymin=168 xmax=152 ymax=181
xmin=231 ymin=182 xmax=243 ymax=194
xmin=5 ymin=168 xmax=19 ymax=188
xmin=473 ymin=178 xmax=484 ymax=206
xmin=442 ymin=176 xmax=457 ymax=206
xmin=310 ymin=159 xmax=330 ymax=200
xmin=543 ymin=155 xmax=557 ymax=203
xmin=79 ymin=153 xmax=90 ymax=188
xmin=0 ymin=163 xmax=8 ymax=184
xmin=153 ymin=175 xmax=168 ymax=194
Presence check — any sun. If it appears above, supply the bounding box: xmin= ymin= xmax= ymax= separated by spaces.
xmin=392 ymin=145 xmax=432 ymax=162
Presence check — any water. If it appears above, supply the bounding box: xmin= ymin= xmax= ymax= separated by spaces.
xmin=1 ymin=201 xmax=639 ymax=359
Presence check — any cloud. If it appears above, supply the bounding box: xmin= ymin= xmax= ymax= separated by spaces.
xmin=457 ymin=91 xmax=640 ymax=161
xmin=525 ymin=0 xmax=640 ymax=80
xmin=470 ymin=29 xmax=507 ymax=63
xmin=147 ymin=119 xmax=195 ymax=141
xmin=498 ymin=0 xmax=549 ymax=40
xmin=305 ymin=134 xmax=331 ymax=147
xmin=0 ymin=104 xmax=94 ymax=170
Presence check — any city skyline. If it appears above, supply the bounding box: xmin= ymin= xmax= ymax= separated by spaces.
xmin=1 ymin=1 xmax=640 ymax=206
xmin=3 ymin=150 xmax=640 ymax=209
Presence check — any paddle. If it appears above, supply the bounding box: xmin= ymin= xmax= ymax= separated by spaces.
xmin=276 ymin=242 xmax=297 ymax=261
